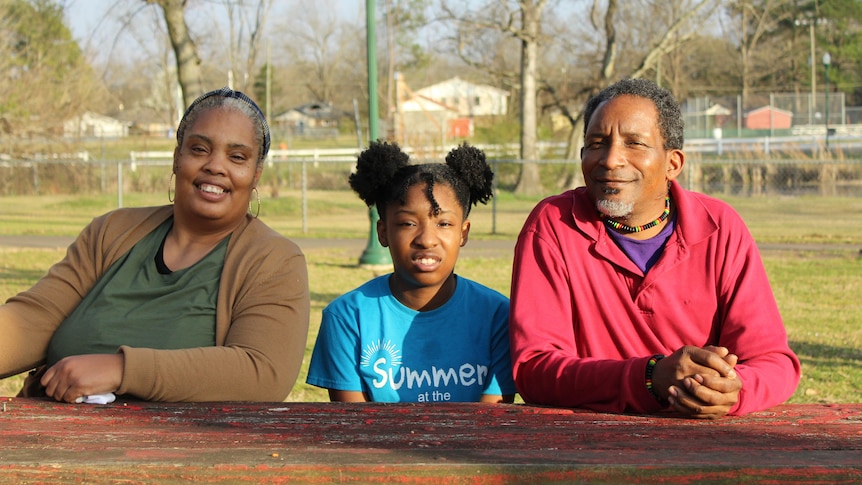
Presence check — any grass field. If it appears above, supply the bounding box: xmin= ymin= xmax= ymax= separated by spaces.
xmin=1 ymin=191 xmax=860 ymax=404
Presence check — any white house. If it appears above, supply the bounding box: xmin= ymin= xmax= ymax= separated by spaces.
xmin=401 ymin=76 xmax=508 ymax=117
xmin=394 ymin=76 xmax=508 ymax=146
xmin=63 ymin=112 xmax=130 ymax=139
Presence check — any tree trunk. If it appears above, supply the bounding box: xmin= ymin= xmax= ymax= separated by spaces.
xmin=513 ymin=0 xmax=545 ymax=197
xmin=564 ymin=117 xmax=584 ymax=189
xmin=148 ymin=0 xmax=204 ymax=107
xmin=234 ymin=0 xmax=274 ymax=94
xmin=740 ymin=5 xmax=749 ymax=110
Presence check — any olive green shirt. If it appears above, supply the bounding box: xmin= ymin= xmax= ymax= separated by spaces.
xmin=46 ymin=219 xmax=228 ymax=366
xmin=0 ymin=205 xmax=310 ymax=402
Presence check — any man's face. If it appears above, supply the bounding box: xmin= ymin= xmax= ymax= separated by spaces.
xmin=580 ymin=95 xmax=683 ymax=224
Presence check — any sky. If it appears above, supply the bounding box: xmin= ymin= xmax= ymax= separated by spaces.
xmin=63 ymin=0 xmax=367 ymax=66
xmin=65 ymin=0 xmax=111 ymax=37
xmin=65 ymin=0 xmax=160 ymax=65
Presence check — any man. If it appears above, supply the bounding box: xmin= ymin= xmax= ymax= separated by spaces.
xmin=509 ymin=78 xmax=800 ymax=418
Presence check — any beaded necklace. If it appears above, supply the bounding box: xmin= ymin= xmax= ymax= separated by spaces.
xmin=603 ymin=196 xmax=671 ymax=233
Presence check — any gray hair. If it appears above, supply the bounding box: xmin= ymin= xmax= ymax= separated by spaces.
xmin=582 ymin=78 xmax=684 ymax=150
xmin=176 ymin=87 xmax=271 ymax=167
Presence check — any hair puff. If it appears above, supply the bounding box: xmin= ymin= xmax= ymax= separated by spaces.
xmin=445 ymin=142 xmax=494 ymax=207
xmin=349 ymin=140 xmax=410 ymax=207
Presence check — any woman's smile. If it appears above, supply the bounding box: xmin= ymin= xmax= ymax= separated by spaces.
xmin=195 ymin=182 xmax=229 ymax=200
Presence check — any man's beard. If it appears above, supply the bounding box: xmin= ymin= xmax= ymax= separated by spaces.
xmin=596 ymin=197 xmax=634 ymax=219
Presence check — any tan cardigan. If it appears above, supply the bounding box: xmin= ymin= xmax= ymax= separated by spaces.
xmin=0 ymin=205 xmax=310 ymax=402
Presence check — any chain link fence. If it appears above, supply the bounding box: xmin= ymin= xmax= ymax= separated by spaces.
xmin=684 ymin=93 xmax=857 ymax=139
xmin=2 ymin=151 xmax=860 ymax=239
xmin=2 ymin=154 xmax=861 ymax=199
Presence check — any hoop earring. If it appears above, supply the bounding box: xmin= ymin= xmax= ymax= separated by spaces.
xmin=249 ymin=187 xmax=260 ymax=218
xmin=168 ymin=173 xmax=175 ymax=203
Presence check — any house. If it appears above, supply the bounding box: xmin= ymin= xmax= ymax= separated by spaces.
xmin=119 ymin=108 xmax=173 ymax=137
xmin=744 ymin=106 xmax=793 ymax=130
xmin=273 ymin=103 xmax=342 ymax=138
xmin=63 ymin=112 xmax=130 ymax=139
xmin=401 ymin=76 xmax=508 ymax=117
xmin=394 ymin=76 xmax=507 ymax=145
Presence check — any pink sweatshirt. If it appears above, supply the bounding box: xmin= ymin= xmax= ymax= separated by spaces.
xmin=509 ymin=182 xmax=800 ymax=416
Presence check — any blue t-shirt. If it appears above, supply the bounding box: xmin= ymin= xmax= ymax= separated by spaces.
xmin=307 ymin=275 xmax=516 ymax=402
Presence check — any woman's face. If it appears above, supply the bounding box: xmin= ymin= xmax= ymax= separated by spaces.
xmin=172 ymin=106 xmax=262 ymax=230
xmin=377 ymin=182 xmax=470 ymax=305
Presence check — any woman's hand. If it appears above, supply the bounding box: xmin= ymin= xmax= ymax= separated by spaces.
xmin=41 ymin=354 xmax=124 ymax=403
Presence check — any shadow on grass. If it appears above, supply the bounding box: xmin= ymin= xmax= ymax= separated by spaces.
xmin=789 ymin=340 xmax=862 ymax=367
xmin=311 ymin=260 xmax=364 ymax=270
xmin=0 ymin=268 xmax=49 ymax=286
xmin=310 ymin=291 xmax=345 ymax=305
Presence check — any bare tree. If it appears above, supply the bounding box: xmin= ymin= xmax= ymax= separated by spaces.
xmin=541 ymin=0 xmax=717 ymax=169
xmin=221 ymin=0 xmax=274 ymax=94
xmin=0 ymin=0 xmax=97 ymax=147
xmin=143 ymin=0 xmax=281 ymax=109
xmin=516 ymin=0 xmax=546 ymax=196
xmin=109 ymin=5 xmax=183 ymax=126
xmin=726 ymin=0 xmax=796 ymax=109
xmin=144 ymin=0 xmax=205 ymax=107
xmin=231 ymin=0 xmax=369 ymax=136
xmin=276 ymin=0 xmax=359 ymax=104
xmin=438 ymin=0 xmax=714 ymax=193
xmin=628 ymin=2 xmax=718 ymax=80
xmin=441 ymin=0 xmax=549 ymax=196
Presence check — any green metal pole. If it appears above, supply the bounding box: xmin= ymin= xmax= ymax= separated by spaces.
xmin=824 ymin=61 xmax=830 ymax=152
xmin=359 ymin=0 xmax=391 ymax=268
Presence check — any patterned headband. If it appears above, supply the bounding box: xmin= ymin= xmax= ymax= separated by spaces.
xmin=178 ymin=87 xmax=271 ymax=161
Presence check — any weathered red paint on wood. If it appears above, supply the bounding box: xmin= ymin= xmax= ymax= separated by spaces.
xmin=0 ymin=399 xmax=859 ymax=483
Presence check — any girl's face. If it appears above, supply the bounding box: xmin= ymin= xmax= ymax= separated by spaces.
xmin=377 ymin=182 xmax=470 ymax=310
xmin=172 ymin=107 xmax=262 ymax=231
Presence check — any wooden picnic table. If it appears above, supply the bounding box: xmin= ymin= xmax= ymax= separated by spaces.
xmin=0 ymin=398 xmax=859 ymax=483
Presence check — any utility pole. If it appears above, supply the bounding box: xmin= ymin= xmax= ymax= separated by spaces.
xmin=358 ymin=0 xmax=392 ymax=269
xmin=794 ymin=16 xmax=827 ymax=123
xmin=823 ymin=52 xmax=831 ymax=152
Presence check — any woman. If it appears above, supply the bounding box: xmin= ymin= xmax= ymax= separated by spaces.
xmin=306 ymin=141 xmax=516 ymax=403
xmin=0 ymin=88 xmax=310 ymax=403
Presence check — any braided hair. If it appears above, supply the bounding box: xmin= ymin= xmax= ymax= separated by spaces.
xmin=349 ymin=141 xmax=494 ymax=221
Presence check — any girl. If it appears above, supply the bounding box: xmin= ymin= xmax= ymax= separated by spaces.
xmin=307 ymin=141 xmax=515 ymax=403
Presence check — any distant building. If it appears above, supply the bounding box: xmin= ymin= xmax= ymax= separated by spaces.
xmin=63 ymin=112 xmax=130 ymax=139
xmin=744 ymin=106 xmax=793 ymax=130
xmin=401 ymin=76 xmax=508 ymax=117
xmin=395 ymin=76 xmax=508 ymax=145
xmin=273 ymin=103 xmax=343 ymax=139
